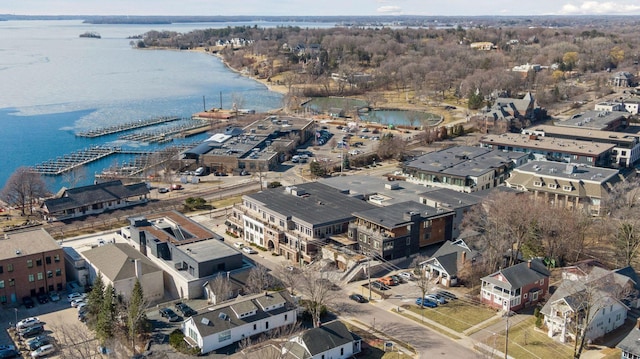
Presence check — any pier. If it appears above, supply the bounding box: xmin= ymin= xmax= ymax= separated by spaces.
xmin=118 ymin=119 xmax=209 ymax=144
xmin=31 ymin=146 xmax=119 ymax=175
xmin=75 ymin=116 xmax=182 ymax=138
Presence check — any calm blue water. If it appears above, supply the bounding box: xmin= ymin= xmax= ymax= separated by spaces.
xmin=0 ymin=20 xmax=325 ymax=190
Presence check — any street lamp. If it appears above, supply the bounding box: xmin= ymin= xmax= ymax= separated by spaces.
xmin=14 ymin=308 xmax=17 ymax=327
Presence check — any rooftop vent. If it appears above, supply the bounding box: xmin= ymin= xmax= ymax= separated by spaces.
xmin=218 ymin=312 xmax=229 ymax=321
xmin=201 ymin=318 xmax=211 ymax=325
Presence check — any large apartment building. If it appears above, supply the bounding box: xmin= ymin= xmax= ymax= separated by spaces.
xmin=0 ymin=229 xmax=66 ymax=304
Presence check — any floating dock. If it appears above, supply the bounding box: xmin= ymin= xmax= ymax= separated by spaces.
xmin=31 ymin=146 xmax=119 ymax=175
xmin=118 ymin=119 xmax=209 ymax=144
xmin=75 ymin=116 xmax=182 ymax=138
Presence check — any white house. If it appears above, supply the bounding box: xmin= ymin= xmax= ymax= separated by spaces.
xmin=283 ymin=320 xmax=361 ymax=359
xmin=540 ymin=266 xmax=636 ymax=343
xmin=182 ymin=291 xmax=297 ymax=354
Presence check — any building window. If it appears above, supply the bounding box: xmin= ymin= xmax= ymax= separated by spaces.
xmin=587 ymin=157 xmax=593 ymax=163
xmin=0 ymin=280 xmax=4 ymax=288
xmin=563 ymin=185 xmax=573 ymax=191
xmin=253 ymin=324 xmax=257 ymax=330
xmin=54 ymin=255 xmax=60 ymax=263
xmin=36 ymin=259 xmax=42 ymax=266
xmin=532 ymin=291 xmax=539 ymax=301
xmin=8 ymin=279 xmax=14 ymax=287
xmin=406 ymin=238 xmax=411 ymax=246
xmin=341 ymin=348 xmax=344 ymax=355
xmin=0 ymin=296 xmax=5 ymax=304
xmin=27 ymin=260 xmax=33 ymax=268
xmin=548 ymin=183 xmax=557 ymax=189
xmin=218 ymin=330 xmax=231 ymax=342
xmin=0 ymin=266 xmax=3 ymax=274
xmin=28 ymin=274 xmax=34 ymax=282
xmin=285 ymin=314 xmax=288 ymax=321
xmin=265 ymin=321 xmax=269 ymax=329
xmin=55 ymin=269 xmax=61 ymax=277
xmin=533 ymin=181 xmax=543 ymax=187
xmin=37 ymin=272 xmax=43 ymax=280
xmin=47 ymin=271 xmax=53 ymax=278
xmin=45 ymin=257 xmax=51 ymax=265
xmin=7 ymin=264 xmax=13 ymax=272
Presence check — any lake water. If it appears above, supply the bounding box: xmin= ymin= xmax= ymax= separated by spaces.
xmin=0 ymin=20 xmax=323 ymax=190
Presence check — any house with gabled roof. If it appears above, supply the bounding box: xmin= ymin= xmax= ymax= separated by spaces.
xmin=540 ymin=265 xmax=637 ymax=343
xmin=421 ymin=238 xmax=481 ymax=287
xmin=182 ymin=291 xmax=298 ymax=354
xmin=41 ymin=180 xmax=149 ymax=222
xmin=480 ymin=258 xmax=550 ymax=312
xmin=82 ymin=243 xmax=163 ymax=303
xmin=283 ymin=320 xmax=361 ymax=359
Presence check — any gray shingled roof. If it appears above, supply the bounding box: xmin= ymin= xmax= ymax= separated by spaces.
xmin=353 ymin=201 xmax=451 ymax=229
xmin=82 ymin=243 xmax=161 ymax=282
xmin=245 ymin=182 xmax=375 ymax=226
xmin=300 ymin=321 xmax=356 ymax=356
xmin=44 ymin=180 xmax=149 ymax=212
xmin=618 ymin=326 xmax=640 ymax=356
xmin=424 ymin=239 xmax=480 ymax=277
xmin=481 ymin=258 xmax=550 ymax=291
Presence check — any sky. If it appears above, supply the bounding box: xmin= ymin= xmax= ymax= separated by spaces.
xmin=3 ymin=0 xmax=640 ymax=17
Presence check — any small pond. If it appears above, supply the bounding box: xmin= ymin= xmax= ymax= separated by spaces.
xmin=359 ymin=109 xmax=441 ymax=127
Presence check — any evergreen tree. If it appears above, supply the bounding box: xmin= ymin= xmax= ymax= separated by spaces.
xmin=87 ymin=273 xmax=105 ymax=326
xmin=96 ymin=284 xmax=116 ymax=345
xmin=127 ymin=280 xmax=148 ymax=354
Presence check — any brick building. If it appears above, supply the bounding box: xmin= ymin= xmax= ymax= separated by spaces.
xmin=0 ymin=229 xmax=66 ymax=305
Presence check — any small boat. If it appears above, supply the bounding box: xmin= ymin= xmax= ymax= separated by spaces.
xmin=79 ymin=32 xmax=101 ymax=39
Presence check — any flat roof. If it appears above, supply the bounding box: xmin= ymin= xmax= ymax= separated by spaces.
xmin=524 ymin=124 xmax=639 ymax=144
xmin=404 ymin=146 xmax=527 ymax=177
xmin=513 ymin=160 xmax=619 ymax=182
xmin=131 ymin=211 xmax=220 ymax=246
xmin=0 ymin=228 xmax=61 ymax=260
xmin=353 ymin=201 xmax=451 ymax=228
xmin=557 ymin=110 xmax=628 ymax=130
xmin=178 ymin=239 xmax=239 ymax=263
xmin=319 ymin=175 xmax=430 ymax=205
xmin=481 ymin=133 xmax=614 ymax=156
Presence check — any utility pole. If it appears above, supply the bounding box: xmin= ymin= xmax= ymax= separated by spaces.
xmin=504 ymin=301 xmax=511 ymax=359
xmin=367 ymin=250 xmax=372 ymax=301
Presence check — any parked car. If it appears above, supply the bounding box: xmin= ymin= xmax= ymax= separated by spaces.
xmin=233 ymin=242 xmax=244 ymax=249
xmin=67 ymin=292 xmax=86 ymax=302
xmin=16 ymin=317 xmax=40 ymax=330
xmin=23 ymin=296 xmax=35 ymax=309
xmin=159 ymin=308 xmax=180 ymax=322
xmin=242 ymin=247 xmax=257 ymax=254
xmin=436 ymin=290 xmax=458 ymax=300
xmin=27 ymin=336 xmax=50 ymax=351
xmin=20 ymin=324 xmax=44 ymax=339
xmin=71 ymin=298 xmax=86 ymax=308
xmin=399 ymin=272 xmax=415 ymax=281
xmin=415 ymin=297 xmax=438 ymax=308
xmin=349 ymin=294 xmax=368 ymax=303
xmin=48 ymin=291 xmax=60 ymax=302
xmin=0 ymin=346 xmax=15 ymax=353
xmin=377 ymin=276 xmax=397 ymax=286
xmin=157 ymin=187 xmax=170 ymax=194
xmin=170 ymin=184 xmax=182 ymax=191
xmin=175 ymin=302 xmax=197 ymax=317
xmin=30 ymin=343 xmax=54 ymax=358
xmin=425 ymin=294 xmax=447 ymax=305
xmin=36 ymin=293 xmax=48 ymax=304
xmin=370 ymin=281 xmax=390 ymax=291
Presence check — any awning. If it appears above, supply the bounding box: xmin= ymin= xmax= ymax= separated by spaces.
xmin=224 ymin=220 xmax=232 ymax=226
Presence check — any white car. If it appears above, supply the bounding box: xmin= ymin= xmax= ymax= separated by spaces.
xmin=67 ymin=292 xmax=86 ymax=302
xmin=16 ymin=317 xmax=40 ymax=330
xmin=233 ymin=242 xmax=244 ymax=249
xmin=71 ymin=298 xmax=86 ymax=308
xmin=242 ymin=247 xmax=257 ymax=254
xmin=30 ymin=344 xmax=55 ymax=358
xmin=399 ymin=272 xmax=415 ymax=281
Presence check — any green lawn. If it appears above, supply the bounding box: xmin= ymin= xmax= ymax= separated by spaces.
xmin=405 ymin=300 xmax=496 ymax=333
xmin=486 ymin=317 xmax=574 ymax=359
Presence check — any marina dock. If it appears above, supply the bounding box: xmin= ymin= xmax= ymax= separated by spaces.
xmin=31 ymin=146 xmax=119 ymax=175
xmin=75 ymin=116 xmax=182 ymax=138
xmin=118 ymin=119 xmax=209 ymax=144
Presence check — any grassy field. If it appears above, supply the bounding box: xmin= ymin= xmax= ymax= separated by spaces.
xmin=485 ymin=317 xmax=574 ymax=359
xmin=405 ymin=300 xmax=497 ymax=333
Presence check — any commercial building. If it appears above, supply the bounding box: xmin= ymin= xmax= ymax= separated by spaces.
xmin=183 ymin=116 xmax=315 ymax=174
xmin=0 ymin=229 xmax=66 ymax=304
xmin=121 ymin=211 xmax=243 ymax=299
xmin=521 ymin=124 xmax=640 ymax=167
xmin=401 ymin=146 xmax=529 ymax=193
xmin=557 ymin=110 xmax=629 ymax=131
xmin=505 ymin=160 xmax=623 ymax=216
xmin=480 ymin=133 xmax=615 ymax=168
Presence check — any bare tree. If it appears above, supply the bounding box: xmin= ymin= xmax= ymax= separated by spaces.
xmin=209 ymin=274 xmax=233 ymax=304
xmin=298 ymin=270 xmax=338 ymax=327
xmin=603 ymin=179 xmax=640 ymax=267
xmin=274 ymin=264 xmax=301 ymax=295
xmin=49 ymin=321 xmax=100 ymax=359
xmin=246 ymin=264 xmax=277 ymax=294
xmin=238 ymin=322 xmax=303 ymax=358
xmin=61 ymin=166 xmax=88 ymax=189
xmin=412 ymin=261 xmax=436 ymax=309
xmin=1 ymin=166 xmax=49 ymax=215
